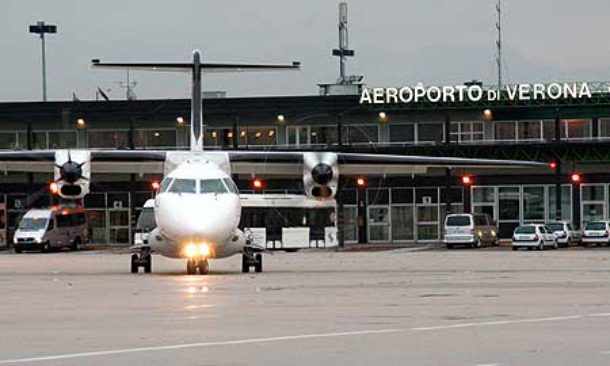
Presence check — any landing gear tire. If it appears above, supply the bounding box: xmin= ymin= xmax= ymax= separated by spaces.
xmin=254 ymin=254 xmax=263 ymax=273
xmin=187 ymin=259 xmax=197 ymax=275
xmin=241 ymin=254 xmax=250 ymax=273
xmin=131 ymin=247 xmax=152 ymax=274
xmin=198 ymin=259 xmax=209 ymax=275
xmin=130 ymin=254 xmax=138 ymax=274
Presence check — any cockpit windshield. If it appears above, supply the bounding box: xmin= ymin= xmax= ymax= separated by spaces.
xmin=222 ymin=178 xmax=239 ymax=194
xmin=200 ymin=179 xmax=227 ymax=194
xmin=168 ymin=179 xmax=197 ymax=194
xmin=160 ymin=177 xmax=173 ymax=193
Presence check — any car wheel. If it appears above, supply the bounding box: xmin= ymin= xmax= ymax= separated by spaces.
xmin=512 ymin=246 xmax=519 ymax=251
xmin=446 ymin=244 xmax=453 ymax=250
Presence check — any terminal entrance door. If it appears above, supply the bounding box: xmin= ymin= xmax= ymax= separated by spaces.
xmin=368 ymin=206 xmax=391 ymax=243
xmin=108 ymin=209 xmax=131 ymax=244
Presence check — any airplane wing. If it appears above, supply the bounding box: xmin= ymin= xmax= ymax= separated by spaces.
xmin=0 ymin=150 xmax=546 ymax=175
xmin=0 ymin=150 xmax=167 ymax=174
xmin=226 ymin=151 xmax=548 ymax=176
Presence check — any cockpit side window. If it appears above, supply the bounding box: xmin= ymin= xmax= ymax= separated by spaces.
xmin=222 ymin=178 xmax=239 ymax=194
xmin=200 ymin=179 xmax=228 ymax=194
xmin=160 ymin=177 xmax=174 ymax=193
xmin=168 ymin=179 xmax=197 ymax=194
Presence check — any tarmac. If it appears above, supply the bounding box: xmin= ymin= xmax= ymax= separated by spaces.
xmin=0 ymin=248 xmax=609 ymax=366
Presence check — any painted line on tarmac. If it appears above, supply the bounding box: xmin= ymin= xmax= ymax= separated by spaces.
xmin=1 ymin=313 xmax=609 ymax=364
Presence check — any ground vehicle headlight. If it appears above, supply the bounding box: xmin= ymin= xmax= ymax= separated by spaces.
xmin=35 ymin=237 xmax=43 ymax=244
xmin=13 ymin=237 xmax=18 ymax=244
xmin=491 ymin=230 xmax=497 ymax=237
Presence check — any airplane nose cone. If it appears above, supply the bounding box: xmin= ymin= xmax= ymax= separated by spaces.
xmin=155 ymin=194 xmax=239 ymax=244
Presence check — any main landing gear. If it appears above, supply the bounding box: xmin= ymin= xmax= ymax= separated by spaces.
xmin=187 ymin=257 xmax=209 ymax=275
xmin=131 ymin=246 xmax=152 ymax=274
xmin=242 ymin=250 xmax=263 ymax=273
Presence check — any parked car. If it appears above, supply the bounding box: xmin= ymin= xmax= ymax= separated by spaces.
xmin=581 ymin=221 xmax=610 ymax=247
xmin=443 ymin=213 xmax=499 ymax=249
xmin=13 ymin=205 xmax=89 ymax=253
xmin=545 ymin=221 xmax=582 ymax=247
xmin=511 ymin=224 xmax=557 ymax=251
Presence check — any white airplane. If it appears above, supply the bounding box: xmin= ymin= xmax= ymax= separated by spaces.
xmin=0 ymin=50 xmax=547 ymax=275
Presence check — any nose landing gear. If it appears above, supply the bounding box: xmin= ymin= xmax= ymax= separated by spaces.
xmin=187 ymin=257 xmax=209 ymax=275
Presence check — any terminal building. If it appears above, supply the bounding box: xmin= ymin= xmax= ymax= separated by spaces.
xmin=1 ymin=88 xmax=610 ymax=246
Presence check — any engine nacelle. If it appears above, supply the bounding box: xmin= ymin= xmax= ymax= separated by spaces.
xmin=53 ymin=151 xmax=91 ymax=200
xmin=303 ymin=152 xmax=339 ymax=200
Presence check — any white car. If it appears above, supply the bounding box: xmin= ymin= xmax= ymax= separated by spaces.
xmin=511 ymin=224 xmax=557 ymax=251
xmin=546 ymin=221 xmax=582 ymax=248
xmin=581 ymin=221 xmax=610 ymax=247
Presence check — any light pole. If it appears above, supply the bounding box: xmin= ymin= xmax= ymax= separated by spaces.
xmin=29 ymin=21 xmax=57 ymax=102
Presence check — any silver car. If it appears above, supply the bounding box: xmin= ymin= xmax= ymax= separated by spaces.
xmin=444 ymin=213 xmax=499 ymax=249
xmin=545 ymin=221 xmax=582 ymax=248
xmin=512 ymin=224 xmax=558 ymax=251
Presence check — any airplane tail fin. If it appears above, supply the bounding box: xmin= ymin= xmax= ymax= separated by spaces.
xmin=92 ymin=50 xmax=301 ymax=151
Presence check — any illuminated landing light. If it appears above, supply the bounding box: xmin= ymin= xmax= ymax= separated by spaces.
xmin=185 ymin=243 xmax=211 ymax=258
xmin=277 ymin=114 xmax=286 ymax=123
xmin=462 ymin=176 xmax=473 ymax=185
xmin=199 ymin=243 xmax=211 ymax=257
xmin=176 ymin=116 xmax=185 ymax=124
xmin=49 ymin=181 xmax=59 ymax=195
xmin=76 ymin=118 xmax=86 ymax=127
xmin=185 ymin=244 xmax=198 ymax=257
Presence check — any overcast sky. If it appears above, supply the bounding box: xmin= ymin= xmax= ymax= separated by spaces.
xmin=2 ymin=0 xmax=610 ymax=101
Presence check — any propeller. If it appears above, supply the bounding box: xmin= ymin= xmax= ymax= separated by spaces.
xmin=55 ymin=151 xmax=88 ymax=184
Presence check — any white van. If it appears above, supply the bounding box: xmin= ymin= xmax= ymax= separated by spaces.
xmin=134 ymin=199 xmax=156 ymax=246
xmin=444 ymin=213 xmax=498 ymax=249
xmin=13 ymin=206 xmax=89 ymax=253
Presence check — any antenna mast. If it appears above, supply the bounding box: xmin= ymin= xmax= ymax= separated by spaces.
xmin=496 ymin=0 xmax=503 ymax=91
xmin=333 ymin=2 xmax=355 ymax=84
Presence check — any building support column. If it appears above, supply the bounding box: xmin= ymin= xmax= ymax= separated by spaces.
xmin=555 ymin=160 xmax=562 ymax=220
xmin=336 ymin=180 xmax=345 ymax=249
xmin=357 ymin=187 xmax=367 ymax=244
xmin=444 ymin=168 xmax=452 ymax=215
xmin=573 ymin=183 xmax=581 ymax=229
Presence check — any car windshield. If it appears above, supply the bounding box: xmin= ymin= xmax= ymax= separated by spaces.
xmin=547 ymin=223 xmax=564 ymax=231
xmin=446 ymin=216 xmax=471 ymax=226
xmin=136 ymin=208 xmax=156 ymax=231
xmin=18 ymin=217 xmax=48 ymax=231
xmin=168 ymin=179 xmax=196 ymax=194
xmin=515 ymin=226 xmax=536 ymax=234
xmin=585 ymin=222 xmax=606 ymax=230
xmin=200 ymin=179 xmax=228 ymax=194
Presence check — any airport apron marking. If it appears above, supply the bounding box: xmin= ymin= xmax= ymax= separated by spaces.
xmin=0 ymin=313 xmax=608 ymax=364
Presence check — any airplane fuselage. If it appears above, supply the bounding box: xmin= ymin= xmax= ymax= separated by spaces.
xmin=148 ymin=159 xmax=246 ymax=260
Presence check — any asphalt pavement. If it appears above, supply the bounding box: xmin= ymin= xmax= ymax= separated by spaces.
xmin=0 ymin=248 xmax=609 ymax=365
